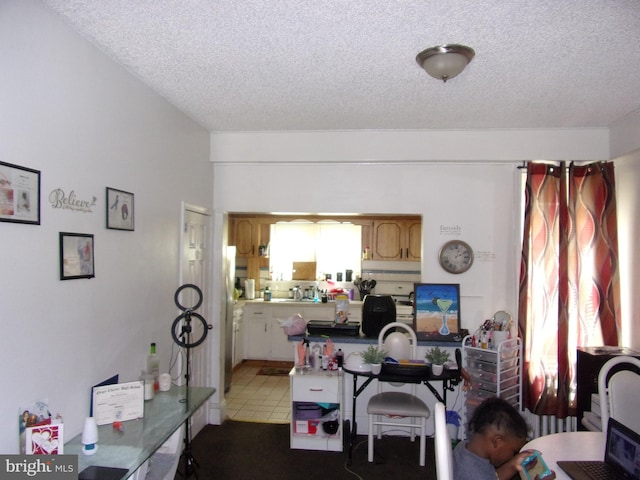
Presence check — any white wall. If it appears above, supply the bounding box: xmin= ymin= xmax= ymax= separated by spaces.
xmin=211 ymin=129 xmax=640 ymax=350
xmin=0 ymin=1 xmax=212 ymax=453
xmin=211 ymin=130 xmax=604 ymax=332
xmin=612 ymin=148 xmax=640 ymax=350
xmin=610 ymin=108 xmax=640 ymax=159
xmin=610 ymin=108 xmax=640 ymax=350
xmin=211 ymin=128 xmax=610 ymax=164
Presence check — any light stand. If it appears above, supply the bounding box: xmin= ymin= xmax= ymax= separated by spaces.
xmin=171 ymin=284 xmax=211 ymax=480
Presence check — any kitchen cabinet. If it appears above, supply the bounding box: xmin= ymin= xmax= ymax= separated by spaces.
xmin=229 ymin=217 xmax=271 ymax=258
xmin=371 ymin=218 xmax=421 ymax=261
xmin=244 ymin=305 xmax=273 ymax=360
xmin=290 ymin=369 xmax=343 ymax=452
xmin=244 ymin=303 xmax=338 ymax=361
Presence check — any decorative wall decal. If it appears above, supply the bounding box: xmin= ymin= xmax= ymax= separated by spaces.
xmin=439 ymin=224 xmax=462 ymax=236
xmin=106 ymin=187 xmax=134 ymax=231
xmin=49 ymin=188 xmax=97 ymax=213
xmin=0 ymin=161 xmax=41 ymax=225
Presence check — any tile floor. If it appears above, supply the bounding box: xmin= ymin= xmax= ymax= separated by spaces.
xmin=226 ymin=361 xmax=292 ymax=424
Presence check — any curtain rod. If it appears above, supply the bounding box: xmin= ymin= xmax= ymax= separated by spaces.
xmin=517 ymin=160 xmax=608 ymax=170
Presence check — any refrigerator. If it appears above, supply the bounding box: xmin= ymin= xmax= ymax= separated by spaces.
xmin=224 ymin=246 xmax=236 ymax=393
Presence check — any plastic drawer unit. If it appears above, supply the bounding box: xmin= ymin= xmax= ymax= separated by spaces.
xmin=462 ymin=336 xmax=522 ymax=435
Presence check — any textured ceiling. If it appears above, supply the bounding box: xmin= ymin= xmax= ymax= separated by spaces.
xmin=41 ymin=0 xmax=640 ymax=132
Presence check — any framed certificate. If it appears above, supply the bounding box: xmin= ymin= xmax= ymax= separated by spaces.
xmin=92 ymin=381 xmax=144 ymax=426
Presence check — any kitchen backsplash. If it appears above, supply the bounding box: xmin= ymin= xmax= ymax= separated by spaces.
xmin=234 ymin=258 xmax=420 ymax=300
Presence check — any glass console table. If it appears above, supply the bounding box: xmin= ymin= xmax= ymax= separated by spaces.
xmin=65 ymin=386 xmax=215 ymax=479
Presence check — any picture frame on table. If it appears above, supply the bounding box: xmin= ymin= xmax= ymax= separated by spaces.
xmin=413 ymin=283 xmax=462 ymax=341
xmin=106 ymin=187 xmax=134 ymax=231
xmin=59 ymin=232 xmax=95 ymax=280
xmin=0 ymin=161 xmax=41 ymax=225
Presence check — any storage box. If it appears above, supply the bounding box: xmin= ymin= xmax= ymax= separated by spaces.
xmin=294 ymin=402 xmax=322 ymax=420
xmin=294 ymin=420 xmax=320 ymax=435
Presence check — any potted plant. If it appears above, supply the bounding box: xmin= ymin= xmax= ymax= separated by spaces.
xmin=361 ymin=345 xmax=387 ymax=374
xmin=425 ymin=346 xmax=450 ymax=376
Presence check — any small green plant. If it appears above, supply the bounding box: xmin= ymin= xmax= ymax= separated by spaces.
xmin=361 ymin=345 xmax=387 ymax=364
xmin=425 ymin=346 xmax=450 ymax=365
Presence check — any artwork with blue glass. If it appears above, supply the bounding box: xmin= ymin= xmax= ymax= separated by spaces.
xmin=413 ymin=283 xmax=461 ymax=341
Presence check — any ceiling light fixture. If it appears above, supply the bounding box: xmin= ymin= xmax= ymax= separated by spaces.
xmin=416 ymin=44 xmax=475 ymax=82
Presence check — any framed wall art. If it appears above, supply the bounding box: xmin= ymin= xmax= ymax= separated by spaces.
xmin=106 ymin=187 xmax=134 ymax=231
xmin=59 ymin=232 xmax=95 ymax=280
xmin=413 ymin=283 xmax=461 ymax=341
xmin=0 ymin=161 xmax=41 ymax=225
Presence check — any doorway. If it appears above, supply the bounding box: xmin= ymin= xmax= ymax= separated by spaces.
xmin=180 ymin=203 xmax=211 ymax=433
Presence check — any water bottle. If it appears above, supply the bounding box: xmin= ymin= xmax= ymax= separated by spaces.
xmin=146 ymin=342 xmax=159 ymax=391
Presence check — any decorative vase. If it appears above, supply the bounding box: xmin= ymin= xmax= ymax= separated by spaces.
xmin=431 ymin=364 xmax=444 ymax=376
xmin=371 ymin=363 xmax=382 ymax=375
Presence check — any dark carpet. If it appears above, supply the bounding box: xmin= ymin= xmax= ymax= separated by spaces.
xmin=178 ymin=420 xmax=437 ymax=480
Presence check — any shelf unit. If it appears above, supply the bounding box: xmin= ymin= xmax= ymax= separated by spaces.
xmin=576 ymin=346 xmax=640 ymax=431
xmin=462 ymin=335 xmax=522 ymax=436
xmin=289 ymin=368 xmax=343 ymax=452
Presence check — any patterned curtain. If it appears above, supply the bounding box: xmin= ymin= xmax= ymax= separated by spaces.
xmin=518 ymin=161 xmax=621 ymax=417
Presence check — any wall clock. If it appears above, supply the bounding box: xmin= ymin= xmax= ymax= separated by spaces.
xmin=438 ymin=240 xmax=474 ymax=274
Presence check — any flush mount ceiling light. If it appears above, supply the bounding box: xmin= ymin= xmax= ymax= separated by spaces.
xmin=416 ymin=44 xmax=475 ymax=82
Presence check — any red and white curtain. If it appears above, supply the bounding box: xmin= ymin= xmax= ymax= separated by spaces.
xmin=518 ymin=161 xmax=621 ymax=418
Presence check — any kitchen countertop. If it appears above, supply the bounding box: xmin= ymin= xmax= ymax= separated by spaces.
xmin=241 ymin=299 xmax=364 ymax=306
xmin=287 ymin=333 xmax=462 ymax=347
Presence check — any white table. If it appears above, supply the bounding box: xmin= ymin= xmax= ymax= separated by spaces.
xmin=522 ymin=431 xmax=606 ymax=480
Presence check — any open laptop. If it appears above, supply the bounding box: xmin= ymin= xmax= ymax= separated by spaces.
xmin=557 ymin=417 xmax=640 ymax=480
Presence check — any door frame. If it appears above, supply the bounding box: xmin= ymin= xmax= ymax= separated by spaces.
xmin=179 ymin=202 xmax=213 ymax=432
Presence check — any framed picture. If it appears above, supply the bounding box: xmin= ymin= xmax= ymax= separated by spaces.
xmin=106 ymin=187 xmax=134 ymax=231
xmin=59 ymin=232 xmax=95 ymax=280
xmin=413 ymin=283 xmax=462 ymax=341
xmin=0 ymin=161 xmax=41 ymax=225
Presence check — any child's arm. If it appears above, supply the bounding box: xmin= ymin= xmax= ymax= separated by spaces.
xmin=496 ymin=450 xmax=556 ymax=480
xmin=496 ymin=451 xmax=535 ymax=480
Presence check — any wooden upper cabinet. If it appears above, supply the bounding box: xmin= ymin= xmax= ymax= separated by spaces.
xmin=405 ymin=220 xmax=421 ymax=260
xmin=229 ymin=214 xmax=420 ymax=262
xmin=230 ymin=217 xmax=271 ymax=258
xmin=372 ymin=218 xmax=421 ymax=261
xmin=230 ymin=217 xmax=256 ymax=257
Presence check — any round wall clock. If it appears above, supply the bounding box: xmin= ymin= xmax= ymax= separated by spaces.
xmin=438 ymin=240 xmax=474 ymax=274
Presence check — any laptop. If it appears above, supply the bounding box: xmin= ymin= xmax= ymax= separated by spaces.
xmin=557 ymin=417 xmax=640 ymax=480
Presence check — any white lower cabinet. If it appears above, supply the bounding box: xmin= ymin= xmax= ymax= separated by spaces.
xmin=244 ymin=303 xmax=337 ymax=361
xmin=244 ymin=305 xmax=272 ymax=359
xmin=290 ymin=369 xmax=343 ymax=452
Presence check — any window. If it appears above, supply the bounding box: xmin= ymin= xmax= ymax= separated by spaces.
xmin=269 ymin=221 xmax=361 ymax=281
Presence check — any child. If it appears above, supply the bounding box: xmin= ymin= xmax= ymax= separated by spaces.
xmin=453 ymin=397 xmax=555 ymax=480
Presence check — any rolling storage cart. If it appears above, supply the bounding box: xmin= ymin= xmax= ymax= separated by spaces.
xmin=289 ymin=368 xmax=343 ymax=452
xmin=462 ymin=335 xmax=522 ymax=438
